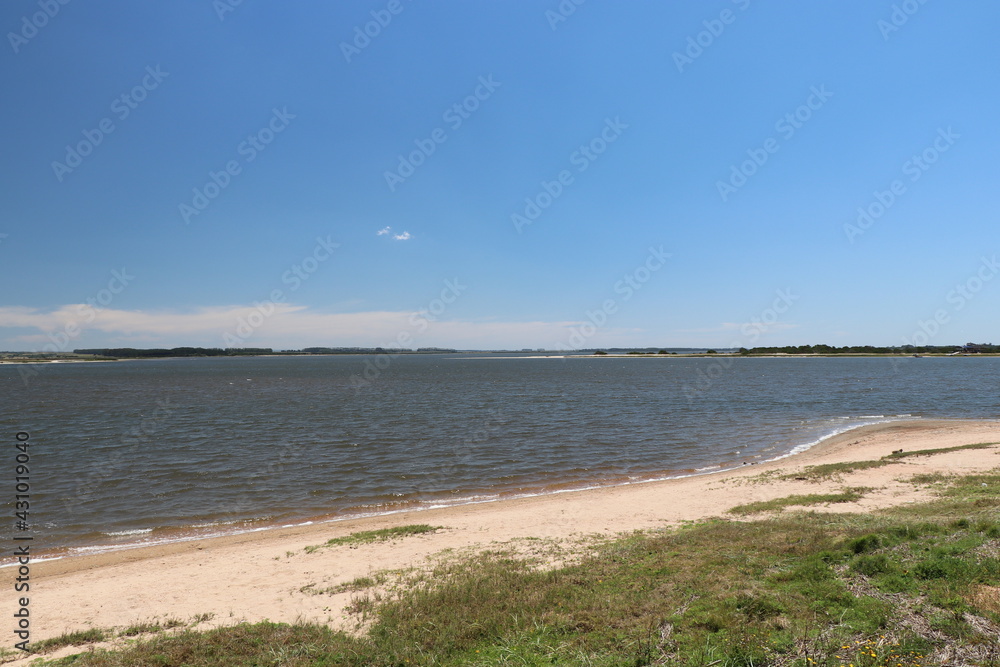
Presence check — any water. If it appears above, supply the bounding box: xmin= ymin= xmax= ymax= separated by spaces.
xmin=2 ymin=354 xmax=998 ymax=558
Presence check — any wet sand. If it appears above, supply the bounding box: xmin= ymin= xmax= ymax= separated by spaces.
xmin=2 ymin=419 xmax=998 ymax=661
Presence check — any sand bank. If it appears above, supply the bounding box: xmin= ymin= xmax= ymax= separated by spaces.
xmin=2 ymin=419 xmax=998 ymax=659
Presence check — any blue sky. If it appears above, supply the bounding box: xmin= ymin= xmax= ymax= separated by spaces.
xmin=1 ymin=0 xmax=998 ymax=351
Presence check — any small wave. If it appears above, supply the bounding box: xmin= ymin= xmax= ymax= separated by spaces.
xmin=773 ymin=414 xmax=921 ymax=461
xmin=104 ymin=528 xmax=153 ymax=537
xmin=32 ymin=416 xmax=931 ymax=561
xmin=0 ymin=555 xmax=64 ymax=568
xmin=190 ymin=519 xmax=244 ymax=528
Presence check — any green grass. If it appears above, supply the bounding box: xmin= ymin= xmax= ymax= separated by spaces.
xmin=905 ymin=471 xmax=955 ymax=485
xmin=303 ymin=524 xmax=442 ymax=554
xmin=300 ymin=571 xmax=393 ymax=596
xmin=33 ymin=471 xmax=1000 ymax=666
xmin=118 ymin=623 xmax=161 ymax=637
xmin=727 ymin=487 xmax=870 ymax=515
xmin=30 ymin=628 xmax=108 ymax=654
xmin=782 ymin=442 xmax=998 ymax=484
xmin=886 ymin=441 xmax=998 ymax=460
xmin=782 ymin=459 xmax=895 ymax=481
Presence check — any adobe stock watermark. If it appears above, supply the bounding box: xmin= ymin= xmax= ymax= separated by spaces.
xmin=213 ymin=0 xmax=245 ymax=21
xmin=843 ymin=126 xmax=958 ymax=244
xmin=340 ymin=0 xmax=412 ymax=64
xmin=554 ymin=246 xmax=671 ymax=351
xmin=418 ymin=407 xmax=507 ymax=502
xmin=71 ymin=397 xmax=174 ymax=506
xmin=716 ymin=85 xmax=833 ymax=202
xmin=384 ymin=75 xmax=502 ymax=192
xmin=545 ymin=0 xmax=586 ymax=30
xmin=511 ymin=117 xmax=628 ymax=233
xmin=18 ymin=268 xmax=135 ymax=387
xmin=878 ymin=0 xmax=930 ymax=41
xmin=51 ymin=65 xmax=169 ymax=183
xmin=179 ymin=107 xmax=295 ymax=225
xmin=7 ymin=0 xmax=71 ymax=54
xmin=350 ymin=277 xmax=467 ymax=389
xmin=681 ymin=288 xmax=799 ymax=401
xmin=224 ymin=438 xmax=305 ymax=522
xmin=889 ymin=254 xmax=997 ymax=370
xmin=672 ymin=0 xmax=751 ymax=73
xmin=222 ymin=235 xmax=339 ymax=346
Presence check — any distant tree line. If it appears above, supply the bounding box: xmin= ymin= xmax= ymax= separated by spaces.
xmin=75 ymin=347 xmax=274 ymax=358
xmin=73 ymin=347 xmax=459 ymax=358
xmin=739 ymin=343 xmax=998 ymax=355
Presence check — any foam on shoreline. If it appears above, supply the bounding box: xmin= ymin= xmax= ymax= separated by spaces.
xmin=2 ymin=418 xmax=998 ymax=654
xmin=3 ymin=415 xmax=935 ymax=565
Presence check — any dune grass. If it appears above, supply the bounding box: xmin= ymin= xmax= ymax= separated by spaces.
xmin=727 ymin=487 xmax=870 ymax=515
xmin=780 ymin=459 xmax=895 ymax=482
xmin=32 ymin=468 xmax=1000 ymax=666
xmin=779 ymin=442 xmax=998 ymax=484
xmin=303 ymin=524 xmax=442 ymax=554
xmin=29 ymin=629 xmax=108 ymax=655
xmin=886 ymin=441 xmax=998 ymax=460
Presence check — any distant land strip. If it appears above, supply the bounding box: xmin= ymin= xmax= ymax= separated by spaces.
xmin=0 ymin=342 xmax=996 ymax=362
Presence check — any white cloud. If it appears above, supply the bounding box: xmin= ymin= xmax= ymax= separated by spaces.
xmin=0 ymin=304 xmax=644 ymax=350
xmin=376 ymin=226 xmax=412 ymax=241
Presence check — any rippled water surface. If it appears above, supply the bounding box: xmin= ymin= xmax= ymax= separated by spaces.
xmin=2 ymin=354 xmax=998 ymax=556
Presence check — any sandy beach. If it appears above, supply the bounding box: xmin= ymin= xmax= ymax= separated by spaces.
xmin=3 ymin=419 xmax=998 ymax=661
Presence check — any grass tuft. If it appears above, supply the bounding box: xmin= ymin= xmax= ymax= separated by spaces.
xmin=783 ymin=459 xmax=894 ymax=481
xmin=885 ymin=441 xmax=998 ymax=459
xmin=727 ymin=487 xmax=870 ymax=515
xmin=30 ymin=628 xmax=108 ymax=654
xmin=304 ymin=524 xmax=441 ymax=554
xmin=118 ymin=623 xmax=161 ymax=637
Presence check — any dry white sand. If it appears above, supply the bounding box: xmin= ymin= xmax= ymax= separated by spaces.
xmin=2 ymin=419 xmax=998 ymax=662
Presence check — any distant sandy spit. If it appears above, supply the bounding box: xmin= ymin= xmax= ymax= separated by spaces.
xmin=2 ymin=419 xmax=998 ymax=660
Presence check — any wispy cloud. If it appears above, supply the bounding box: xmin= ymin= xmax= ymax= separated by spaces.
xmin=0 ymin=304 xmax=645 ymax=350
xmin=376 ymin=226 xmax=412 ymax=241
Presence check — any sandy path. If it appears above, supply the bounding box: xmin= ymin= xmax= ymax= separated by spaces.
xmin=2 ymin=419 xmax=998 ymax=662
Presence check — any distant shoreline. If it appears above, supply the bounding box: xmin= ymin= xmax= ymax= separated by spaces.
xmin=2 ymin=352 xmax=999 ymax=364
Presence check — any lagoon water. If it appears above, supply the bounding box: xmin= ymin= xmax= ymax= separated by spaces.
xmin=2 ymin=354 xmax=998 ymax=558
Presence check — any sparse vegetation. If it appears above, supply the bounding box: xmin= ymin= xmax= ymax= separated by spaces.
xmin=886 ymin=442 xmax=998 ymax=460
xmin=119 ymin=622 xmax=161 ymax=637
xmin=727 ymin=487 xmax=870 ymax=515
xmin=29 ymin=471 xmax=1000 ymax=666
xmin=906 ymin=471 xmax=955 ymax=485
xmin=782 ymin=459 xmax=895 ymax=482
xmin=30 ymin=628 xmax=108 ymax=654
xmin=304 ymin=524 xmax=441 ymax=554
xmin=780 ymin=442 xmax=998 ymax=484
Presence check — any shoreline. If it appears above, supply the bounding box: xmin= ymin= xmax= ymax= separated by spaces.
xmin=2 ymin=418 xmax=998 ymax=655
xmin=5 ymin=415 xmax=922 ymax=565
xmin=3 ymin=353 xmax=1000 ymax=365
